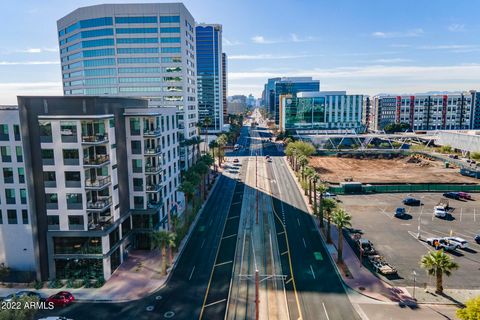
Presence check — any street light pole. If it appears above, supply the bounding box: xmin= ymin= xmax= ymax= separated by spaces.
xmin=412 ymin=270 xmax=417 ymax=299
xmin=255 ymin=269 xmax=259 ymax=320
xmin=256 ymin=151 xmax=258 ymax=225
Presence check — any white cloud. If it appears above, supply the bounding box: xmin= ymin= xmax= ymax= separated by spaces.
xmin=251 ymin=35 xmax=278 ymax=44
xmin=229 ymin=53 xmax=318 ymax=60
xmin=251 ymin=33 xmax=317 ymax=44
xmin=390 ymin=44 xmax=411 ymax=48
xmin=290 ymin=33 xmax=317 ymax=43
xmin=223 ymin=37 xmax=242 ymax=46
xmin=372 ymin=28 xmax=424 ymax=38
xmin=448 ymin=24 xmax=466 ymax=32
xmin=15 ymin=47 xmax=59 ymax=54
xmin=419 ymin=44 xmax=476 ymax=50
xmin=368 ymin=58 xmax=413 ymax=63
xmin=0 ymin=60 xmax=59 ymax=65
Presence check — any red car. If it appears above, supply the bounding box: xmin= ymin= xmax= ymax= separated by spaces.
xmin=458 ymin=192 xmax=472 ymax=200
xmin=46 ymin=291 xmax=75 ymax=307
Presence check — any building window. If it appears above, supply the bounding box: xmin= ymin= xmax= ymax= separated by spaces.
xmin=130 ymin=118 xmax=141 ymax=135
xmin=134 ymin=196 xmax=144 ymax=209
xmin=133 ymin=178 xmax=143 ymax=191
xmin=47 ymin=215 xmax=60 ymax=230
xmin=1 ymin=146 xmax=11 ymax=162
xmin=46 ymin=193 xmax=58 ymax=210
xmin=60 ymin=121 xmax=78 ymax=143
xmin=131 ymin=140 xmax=141 ymax=154
xmin=5 ymin=189 xmax=15 ymax=204
xmin=65 ymin=171 xmax=81 ymax=188
xmin=18 ymin=167 xmax=25 ymax=183
xmin=132 ymin=159 xmax=142 ymax=173
xmin=63 ymin=149 xmax=79 ymax=165
xmin=39 ymin=121 xmax=53 ymax=143
xmin=16 ymin=146 xmax=23 ymax=162
xmin=43 ymin=171 xmax=56 ymax=187
xmin=20 ymin=189 xmax=27 ymax=204
xmin=13 ymin=125 xmax=20 ymax=141
xmin=7 ymin=210 xmax=17 ymax=224
xmin=109 ymin=119 xmax=115 ymax=128
xmin=3 ymin=167 xmax=13 ymax=183
xmin=68 ymin=215 xmax=84 ymax=230
xmin=0 ymin=210 xmax=2 ymax=224
xmin=0 ymin=124 xmax=8 ymax=141
xmin=22 ymin=209 xmax=28 ymax=224
xmin=66 ymin=193 xmax=83 ymax=210
xmin=41 ymin=149 xmax=54 ymax=165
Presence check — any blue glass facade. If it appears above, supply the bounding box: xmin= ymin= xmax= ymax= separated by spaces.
xmin=196 ymin=25 xmax=223 ymax=131
xmin=273 ymin=79 xmax=320 ymax=124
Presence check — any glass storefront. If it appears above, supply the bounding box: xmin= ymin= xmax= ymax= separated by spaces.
xmin=55 ymin=258 xmax=103 ymax=279
xmin=53 ymin=236 xmax=102 ymax=254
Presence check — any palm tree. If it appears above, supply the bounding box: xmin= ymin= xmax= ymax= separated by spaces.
xmin=322 ymin=198 xmax=337 ymax=243
xmin=209 ymin=140 xmax=218 ymax=171
xmin=298 ymin=155 xmax=309 ymax=180
xmin=200 ymin=154 xmax=214 ymax=186
xmin=304 ymin=166 xmax=316 ymax=201
xmin=152 ymin=230 xmax=176 ymax=276
xmin=316 ymin=182 xmax=328 ymax=228
xmin=331 ymin=209 xmax=352 ymax=263
xmin=420 ymin=250 xmax=459 ymax=294
xmin=203 ymin=117 xmax=212 ymax=154
xmin=216 ymin=134 xmax=228 ymax=167
xmin=194 ymin=161 xmax=209 ymax=200
xmin=179 ymin=180 xmax=195 ymax=219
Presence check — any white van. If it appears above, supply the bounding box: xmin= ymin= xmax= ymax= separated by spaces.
xmin=434 ymin=206 xmax=447 ymax=218
xmin=444 ymin=237 xmax=468 ymax=249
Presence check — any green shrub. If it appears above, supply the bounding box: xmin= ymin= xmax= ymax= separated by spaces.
xmin=48 ymin=279 xmax=63 ymax=289
xmin=93 ymin=276 xmax=105 ymax=288
xmin=66 ymin=278 xmax=74 ymax=288
xmin=33 ymin=280 xmax=43 ymax=290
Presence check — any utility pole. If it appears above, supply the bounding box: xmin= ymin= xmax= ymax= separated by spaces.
xmin=255 ymin=269 xmax=259 ymax=320
xmin=256 ymin=151 xmax=258 ymax=225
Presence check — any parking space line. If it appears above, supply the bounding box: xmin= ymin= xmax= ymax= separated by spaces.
xmin=189 ymin=266 xmax=195 ymax=280
xmin=408 ymin=231 xmax=433 ymax=250
xmin=378 ymin=207 xmax=392 ymax=219
xmin=302 ymin=238 xmax=307 ymax=248
xmin=310 ymin=265 xmax=316 ymax=279
xmin=322 ymin=302 xmax=331 ymax=320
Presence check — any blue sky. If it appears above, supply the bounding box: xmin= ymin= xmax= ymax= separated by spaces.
xmin=1 ymin=0 xmax=480 ymax=104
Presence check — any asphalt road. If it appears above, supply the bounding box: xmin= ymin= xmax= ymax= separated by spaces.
xmin=259 ymin=127 xmax=360 ymax=320
xmin=37 ymin=172 xmax=237 ymax=320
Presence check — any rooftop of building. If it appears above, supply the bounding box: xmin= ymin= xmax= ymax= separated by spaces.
xmin=0 ymin=105 xmax=18 ymax=110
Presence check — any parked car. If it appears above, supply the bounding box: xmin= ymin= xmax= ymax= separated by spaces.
xmin=444 ymin=237 xmax=469 ymax=249
xmin=443 ymin=192 xmax=461 ymax=200
xmin=458 ymin=192 xmax=472 ymax=200
xmin=434 ymin=206 xmax=448 ymax=218
xmin=475 ymin=234 xmax=480 ymax=244
xmin=38 ymin=317 xmax=73 ymax=320
xmin=448 ymin=154 xmax=459 ymax=159
xmin=394 ymin=207 xmax=407 ymax=218
xmin=426 ymin=237 xmax=458 ymax=251
xmin=368 ymin=255 xmax=397 ymax=275
xmin=233 ymin=158 xmax=239 ymax=163
xmin=357 ymin=238 xmax=376 ymax=255
xmin=324 ymin=192 xmax=337 ymax=198
xmin=45 ymin=291 xmax=75 ymax=307
xmin=1 ymin=291 xmax=44 ymax=302
xmin=265 ymin=155 xmax=270 ymax=159
xmin=402 ymin=197 xmax=421 ymax=206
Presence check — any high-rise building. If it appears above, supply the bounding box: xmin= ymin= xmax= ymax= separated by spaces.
xmin=0 ymin=106 xmax=36 ymax=280
xmin=228 ymin=95 xmax=247 ymax=114
xmin=372 ymin=92 xmax=479 ymax=131
xmin=222 ymin=53 xmax=228 ymax=124
xmin=15 ymin=96 xmax=179 ymax=281
xmin=195 ymin=24 xmax=224 ymax=132
xmin=278 ymin=91 xmax=364 ymax=132
xmin=57 ymin=3 xmax=197 ymax=169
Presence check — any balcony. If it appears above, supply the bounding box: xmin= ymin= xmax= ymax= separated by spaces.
xmin=81 ymin=134 xmax=109 ymax=145
xmin=83 ymin=155 xmax=110 ymax=167
xmin=87 ymin=196 xmax=112 ymax=211
xmin=144 ymin=146 xmax=161 ymax=156
xmin=146 ymin=183 xmax=162 ymax=193
xmin=85 ymin=176 xmax=111 ymax=189
xmin=145 ymin=165 xmax=162 ymax=174
xmin=147 ymin=200 xmax=162 ymax=209
xmin=88 ymin=215 xmax=113 ymax=231
xmin=143 ymin=128 xmax=161 ymax=137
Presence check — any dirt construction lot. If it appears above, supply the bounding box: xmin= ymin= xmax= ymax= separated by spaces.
xmin=310 ymin=156 xmax=478 ymax=184
xmin=339 ymin=193 xmax=480 ymax=289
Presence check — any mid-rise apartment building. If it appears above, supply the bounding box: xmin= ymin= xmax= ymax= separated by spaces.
xmin=372 ymin=92 xmax=480 ymax=131
xmin=11 ymin=96 xmax=178 ymax=281
xmin=0 ymin=106 xmax=36 ymax=279
xmin=57 ymin=3 xmax=197 ymax=169
xmin=279 ymin=91 xmax=364 ymax=132
xmin=196 ymin=24 xmax=224 ymax=132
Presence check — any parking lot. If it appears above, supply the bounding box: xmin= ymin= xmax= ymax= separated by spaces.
xmin=339 ymin=192 xmax=480 ymax=289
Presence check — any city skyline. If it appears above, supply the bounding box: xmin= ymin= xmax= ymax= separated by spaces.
xmin=1 ymin=0 xmax=480 ymax=104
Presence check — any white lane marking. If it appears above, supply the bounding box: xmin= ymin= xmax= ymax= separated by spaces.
xmin=461 ymin=207 xmax=463 ymax=222
xmin=189 ymin=266 xmax=195 ymax=280
xmin=303 ymin=238 xmax=307 ymax=248
xmin=378 ymin=207 xmax=393 ymax=219
xmin=201 ymin=239 xmax=206 ymax=248
xmin=322 ymin=302 xmax=330 ymax=320
xmin=204 ymin=298 xmax=227 ymax=308
xmin=310 ymin=264 xmax=316 ymax=279
xmin=297 ymin=218 xmax=301 ymax=226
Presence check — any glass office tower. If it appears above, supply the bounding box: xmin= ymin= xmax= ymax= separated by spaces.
xmin=196 ymin=24 xmax=224 ymax=132
xmin=57 ymin=3 xmax=198 ymax=169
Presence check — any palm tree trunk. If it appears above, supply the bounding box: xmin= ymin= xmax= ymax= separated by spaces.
xmin=308 ymin=178 xmax=312 ymax=204
xmin=327 ymin=212 xmax=332 ymax=243
xmin=319 ymin=194 xmax=324 ymax=228
xmin=337 ymin=228 xmax=344 ymax=263
xmin=313 ymin=180 xmax=317 ymax=215
xmin=203 ymin=174 xmax=207 ymax=200
xmin=161 ymin=245 xmax=167 ymax=276
xmin=204 ymin=129 xmax=208 ymax=154
xmin=436 ymin=267 xmax=443 ymax=294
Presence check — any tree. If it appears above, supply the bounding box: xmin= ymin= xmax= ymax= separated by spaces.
xmin=298 ymin=155 xmax=309 ymax=180
xmin=152 ymin=230 xmax=176 ymax=276
xmin=202 ymin=117 xmax=212 ymax=154
xmin=470 ymin=152 xmax=480 ymax=161
xmin=179 ymin=180 xmax=195 ymax=219
xmin=384 ymin=122 xmax=410 ymax=133
xmin=304 ymin=166 xmax=316 ymax=202
xmin=331 ymin=209 xmax=352 ymax=263
xmin=439 ymin=145 xmax=453 ymax=154
xmin=316 ymin=183 xmax=328 ymax=227
xmin=200 ymin=154 xmax=214 ymax=186
xmin=209 ymin=140 xmax=219 ymax=171
xmin=0 ymin=295 xmax=39 ymax=320
xmin=0 ymin=263 xmax=10 ymax=283
xmin=322 ymin=198 xmax=337 ymax=244
xmin=216 ymin=134 xmax=228 ymax=167
xmin=420 ymin=250 xmax=459 ymax=294
xmin=457 ymin=296 xmax=480 ymax=320
xmin=194 ymin=161 xmax=209 ymax=200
